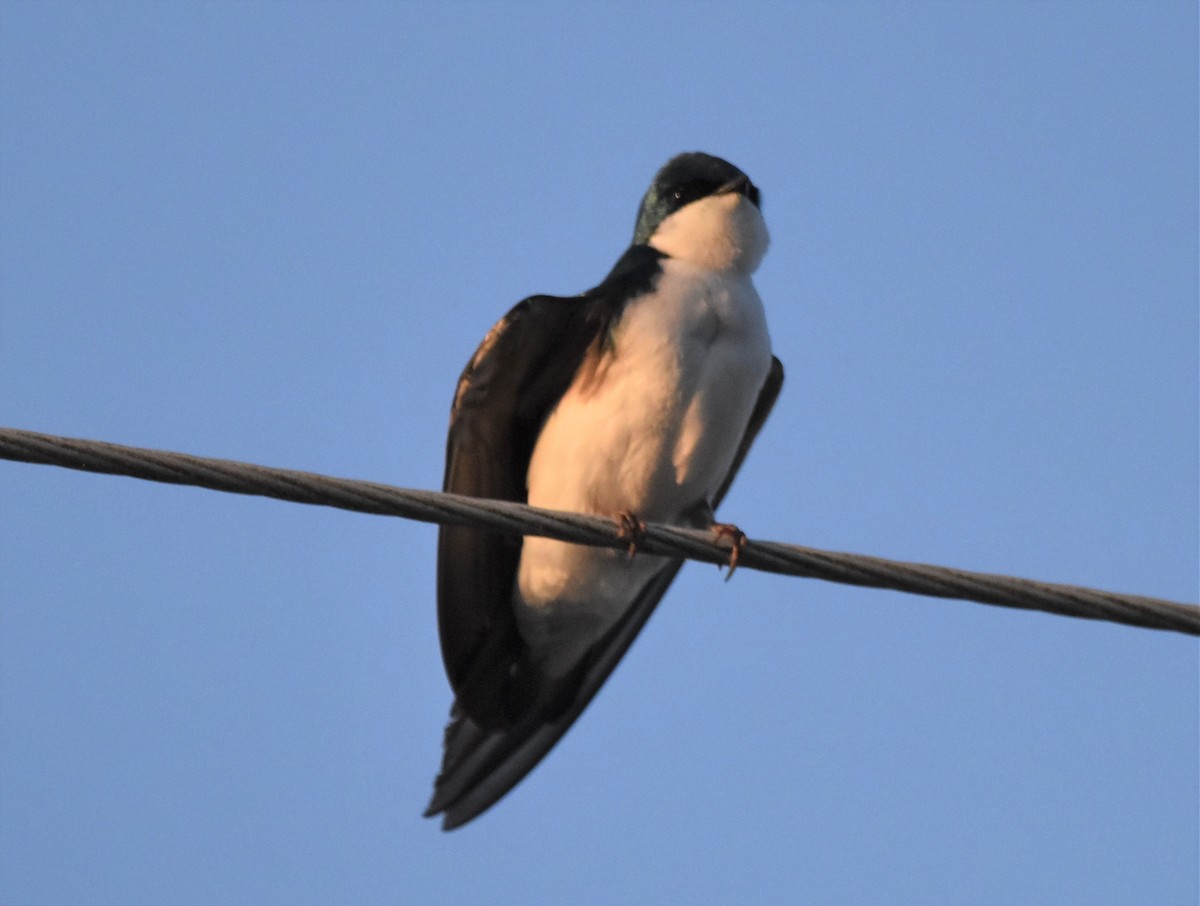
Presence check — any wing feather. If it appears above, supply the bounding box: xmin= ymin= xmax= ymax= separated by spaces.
xmin=427 ymin=347 xmax=784 ymax=828
xmin=437 ymin=294 xmax=606 ymax=725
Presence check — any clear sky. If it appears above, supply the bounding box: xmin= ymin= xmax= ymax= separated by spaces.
xmin=1 ymin=2 xmax=1196 ymax=903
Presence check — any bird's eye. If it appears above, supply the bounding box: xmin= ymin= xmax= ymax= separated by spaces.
xmin=670 ymin=180 xmax=709 ymax=205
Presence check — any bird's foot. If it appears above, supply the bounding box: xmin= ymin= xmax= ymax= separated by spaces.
xmin=615 ymin=512 xmax=647 ymax=560
xmin=711 ymin=522 xmax=747 ymax=580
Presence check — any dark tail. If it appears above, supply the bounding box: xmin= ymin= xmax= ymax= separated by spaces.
xmin=424 ymin=561 xmax=684 ymax=829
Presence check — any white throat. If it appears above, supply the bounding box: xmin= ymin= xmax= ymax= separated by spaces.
xmin=648 ymin=192 xmax=770 ymax=273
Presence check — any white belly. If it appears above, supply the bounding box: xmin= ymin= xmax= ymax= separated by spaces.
xmin=515 ymin=259 xmax=772 ymax=672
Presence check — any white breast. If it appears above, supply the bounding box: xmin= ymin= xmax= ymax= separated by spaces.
xmin=514 ymin=194 xmax=772 ymax=673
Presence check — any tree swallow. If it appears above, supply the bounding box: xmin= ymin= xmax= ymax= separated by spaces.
xmin=426 ymin=152 xmax=784 ymax=829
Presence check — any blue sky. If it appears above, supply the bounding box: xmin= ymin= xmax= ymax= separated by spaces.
xmin=1 ymin=2 xmax=1196 ymax=903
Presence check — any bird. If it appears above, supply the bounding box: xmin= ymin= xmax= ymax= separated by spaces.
xmin=426 ymin=151 xmax=784 ymax=829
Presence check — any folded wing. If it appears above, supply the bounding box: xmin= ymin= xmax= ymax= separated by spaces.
xmin=428 ymin=249 xmax=783 ymax=829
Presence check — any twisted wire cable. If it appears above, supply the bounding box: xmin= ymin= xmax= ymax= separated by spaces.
xmin=1 ymin=426 xmax=1195 ymax=636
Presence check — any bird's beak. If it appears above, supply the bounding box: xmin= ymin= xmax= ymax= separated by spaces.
xmin=716 ymin=174 xmax=752 ymax=196
xmin=716 ymin=173 xmax=760 ymax=208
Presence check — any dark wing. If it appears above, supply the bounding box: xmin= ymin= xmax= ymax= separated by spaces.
xmin=713 ymin=355 xmax=784 ymax=510
xmin=435 ymin=245 xmax=666 ymax=726
xmin=436 ymin=296 xmax=607 ymax=726
xmin=427 ymin=353 xmax=785 ymax=830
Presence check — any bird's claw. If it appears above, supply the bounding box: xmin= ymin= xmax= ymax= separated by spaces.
xmin=711 ymin=522 xmax=747 ymax=580
xmin=615 ymin=512 xmax=647 ymax=560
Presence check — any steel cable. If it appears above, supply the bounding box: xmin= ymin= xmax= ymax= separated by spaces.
xmin=1 ymin=426 xmax=1195 ymax=636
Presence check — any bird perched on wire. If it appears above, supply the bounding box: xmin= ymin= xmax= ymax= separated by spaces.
xmin=426 ymin=151 xmax=784 ymax=829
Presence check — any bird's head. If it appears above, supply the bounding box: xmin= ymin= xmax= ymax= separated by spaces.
xmin=632 ymin=152 xmax=769 ymax=273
